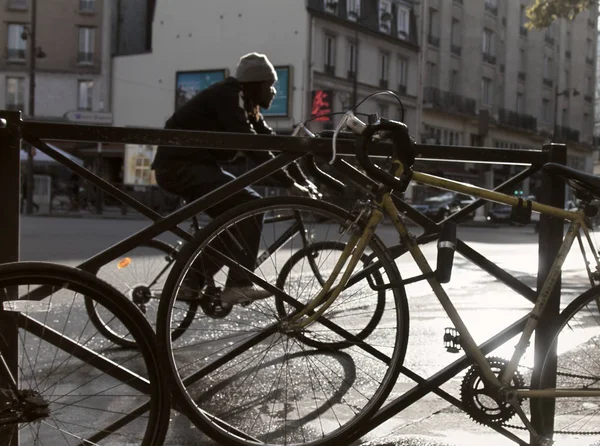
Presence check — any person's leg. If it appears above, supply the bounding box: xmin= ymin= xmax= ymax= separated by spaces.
xmin=154 ymin=163 xmax=265 ymax=296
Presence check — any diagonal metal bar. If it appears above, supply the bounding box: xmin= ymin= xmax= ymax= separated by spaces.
xmin=17 ymin=313 xmax=151 ymax=394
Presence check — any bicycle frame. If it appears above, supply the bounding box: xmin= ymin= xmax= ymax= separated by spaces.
xmin=289 ymin=161 xmax=600 ymax=400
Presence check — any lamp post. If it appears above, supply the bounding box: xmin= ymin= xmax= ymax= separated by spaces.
xmin=552 ymin=86 xmax=580 ymax=142
xmin=21 ymin=0 xmax=46 ymax=215
xmin=347 ymin=9 xmax=392 ymax=108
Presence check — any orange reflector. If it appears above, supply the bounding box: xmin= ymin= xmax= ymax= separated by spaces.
xmin=117 ymin=258 xmax=132 ymax=269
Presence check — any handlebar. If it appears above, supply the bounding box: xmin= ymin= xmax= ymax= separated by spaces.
xmin=291 ymin=123 xmax=347 ymax=194
xmin=334 ymin=111 xmax=415 ymax=192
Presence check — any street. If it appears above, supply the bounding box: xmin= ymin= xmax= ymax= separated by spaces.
xmin=17 ymin=216 xmax=600 ymax=446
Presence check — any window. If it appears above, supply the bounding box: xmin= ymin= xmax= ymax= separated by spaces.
xmin=426 ymin=62 xmax=437 ymax=88
xmin=485 ymin=0 xmax=497 ymax=14
xmin=324 ymin=0 xmax=337 ymax=14
xmin=450 ymin=70 xmax=459 ymax=94
xmin=379 ymin=0 xmax=392 ymax=33
xmin=516 ymin=93 xmax=524 ymax=113
xmin=398 ymin=57 xmax=408 ymax=88
xmin=423 ymin=124 xmax=461 ymax=145
xmin=482 ymin=28 xmax=495 ymax=56
xmin=429 ymin=8 xmax=439 ymax=39
xmin=397 ymin=5 xmax=410 ymax=40
xmin=78 ymin=27 xmax=95 ymax=64
xmin=347 ymin=41 xmax=357 ymax=77
xmin=134 ymin=154 xmax=152 ymax=185
xmin=519 ymin=48 xmax=526 ymax=72
xmin=542 ymin=98 xmax=551 ymax=123
xmin=379 ymin=52 xmax=389 ymax=84
xmin=79 ymin=0 xmax=95 ymax=12
xmin=543 ymin=55 xmax=552 ymax=79
xmin=451 ymin=19 xmax=461 ymax=48
xmin=7 ymin=0 xmax=28 ymax=10
xmin=378 ymin=103 xmax=389 ymax=120
xmin=5 ymin=77 xmax=24 ymax=111
xmin=324 ymin=34 xmax=336 ymax=74
xmin=587 ymin=38 xmax=594 ymax=60
xmin=481 ymin=77 xmax=493 ymax=106
xmin=78 ymin=80 xmax=93 ymax=110
xmin=7 ymin=24 xmax=26 ymax=61
xmin=347 ymin=0 xmax=360 ymax=20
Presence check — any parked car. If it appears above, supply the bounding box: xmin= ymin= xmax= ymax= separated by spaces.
xmin=487 ymin=203 xmax=512 ymax=222
xmin=412 ymin=192 xmax=476 ymax=222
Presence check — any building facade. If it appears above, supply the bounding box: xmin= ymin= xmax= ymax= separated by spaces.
xmin=112 ymin=0 xmax=597 ymax=199
xmin=0 ymin=0 xmax=112 ymax=119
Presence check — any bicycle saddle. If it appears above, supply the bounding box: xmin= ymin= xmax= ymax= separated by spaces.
xmin=542 ymin=163 xmax=600 ymax=199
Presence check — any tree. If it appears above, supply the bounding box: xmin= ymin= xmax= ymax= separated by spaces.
xmin=525 ymin=0 xmax=597 ymax=29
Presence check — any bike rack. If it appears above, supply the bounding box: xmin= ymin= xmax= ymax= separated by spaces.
xmin=0 ymin=109 xmax=566 ymax=446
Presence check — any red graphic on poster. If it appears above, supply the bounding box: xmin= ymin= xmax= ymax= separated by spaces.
xmin=311 ymin=90 xmax=332 ymax=121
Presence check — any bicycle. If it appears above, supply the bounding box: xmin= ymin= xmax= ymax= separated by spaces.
xmin=0 ymin=261 xmax=171 ymax=445
xmin=85 ymin=216 xmax=203 ymax=348
xmin=154 ymin=101 xmax=600 ymax=446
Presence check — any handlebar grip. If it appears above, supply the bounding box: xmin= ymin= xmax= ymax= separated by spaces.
xmin=355 ymin=119 xmax=415 ymax=191
xmin=303 ymin=154 xmax=346 ymax=194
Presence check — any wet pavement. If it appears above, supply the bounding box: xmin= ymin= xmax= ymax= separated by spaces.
xmin=19 ymin=217 xmax=600 ymax=446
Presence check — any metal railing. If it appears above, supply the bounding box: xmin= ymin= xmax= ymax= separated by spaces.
xmin=498 ymin=108 xmax=537 ymax=132
xmin=423 ymin=87 xmax=477 ymax=116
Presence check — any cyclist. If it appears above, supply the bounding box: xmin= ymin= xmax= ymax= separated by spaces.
xmin=152 ymin=52 xmax=318 ymax=306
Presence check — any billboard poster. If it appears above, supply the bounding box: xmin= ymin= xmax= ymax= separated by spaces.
xmin=261 ymin=66 xmax=291 ymax=117
xmin=175 ymin=69 xmax=227 ymax=110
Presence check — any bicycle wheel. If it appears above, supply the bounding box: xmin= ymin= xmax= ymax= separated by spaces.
xmin=157 ymin=196 xmax=409 ymax=446
xmin=275 ymin=240 xmax=386 ymax=350
xmin=87 ymin=239 xmax=198 ymax=347
xmin=533 ymin=284 xmax=600 ymax=435
xmin=0 ymin=262 xmax=170 ymax=445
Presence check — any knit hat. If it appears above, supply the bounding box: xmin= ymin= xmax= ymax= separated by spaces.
xmin=235 ymin=53 xmax=278 ymax=84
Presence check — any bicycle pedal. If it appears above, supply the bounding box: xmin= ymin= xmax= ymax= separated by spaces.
xmin=443 ymin=327 xmax=461 ymax=353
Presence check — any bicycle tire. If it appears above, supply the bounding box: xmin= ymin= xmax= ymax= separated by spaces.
xmin=275 ymin=240 xmax=386 ymax=350
xmin=157 ymin=196 xmax=409 ymax=446
xmin=533 ymin=284 xmax=600 ymax=436
xmin=0 ymin=261 xmax=171 ymax=445
xmin=86 ymin=239 xmax=198 ymax=347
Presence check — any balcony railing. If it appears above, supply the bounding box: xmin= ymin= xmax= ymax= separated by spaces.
xmin=483 ymin=53 xmax=496 ymax=65
xmin=543 ymin=78 xmax=553 ymax=88
xmin=451 ymin=44 xmax=461 ymax=56
xmin=554 ymin=126 xmax=580 ymax=143
xmin=545 ymin=36 xmax=555 ymax=46
xmin=428 ymin=35 xmax=440 ymax=47
xmin=77 ymin=52 xmax=94 ymax=64
xmin=585 ymin=95 xmax=593 ymax=103
xmin=7 ymin=0 xmax=27 ymax=10
xmin=7 ymin=48 xmax=26 ymax=61
xmin=498 ymin=108 xmax=537 ymax=132
xmin=518 ymin=71 xmax=526 ymax=81
xmin=323 ymin=64 xmax=335 ymax=76
xmin=586 ymin=57 xmax=594 ymax=65
xmin=423 ymin=87 xmax=477 ymax=116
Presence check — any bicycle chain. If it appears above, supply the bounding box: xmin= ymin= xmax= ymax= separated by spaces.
xmin=495 ymin=369 xmax=599 ymax=436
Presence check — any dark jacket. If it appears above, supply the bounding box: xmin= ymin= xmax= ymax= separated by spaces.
xmin=152 ymin=77 xmax=305 ymax=188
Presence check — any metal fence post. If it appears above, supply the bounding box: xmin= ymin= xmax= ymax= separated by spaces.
xmin=0 ymin=111 xmax=22 ymax=445
xmin=530 ymin=143 xmax=566 ymax=444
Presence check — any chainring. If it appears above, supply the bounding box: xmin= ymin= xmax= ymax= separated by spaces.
xmin=460 ymin=356 xmax=525 ymax=426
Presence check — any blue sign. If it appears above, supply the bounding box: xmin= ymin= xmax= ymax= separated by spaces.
xmin=262 ymin=66 xmax=290 ymax=117
xmin=175 ymin=70 xmax=227 ymax=110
